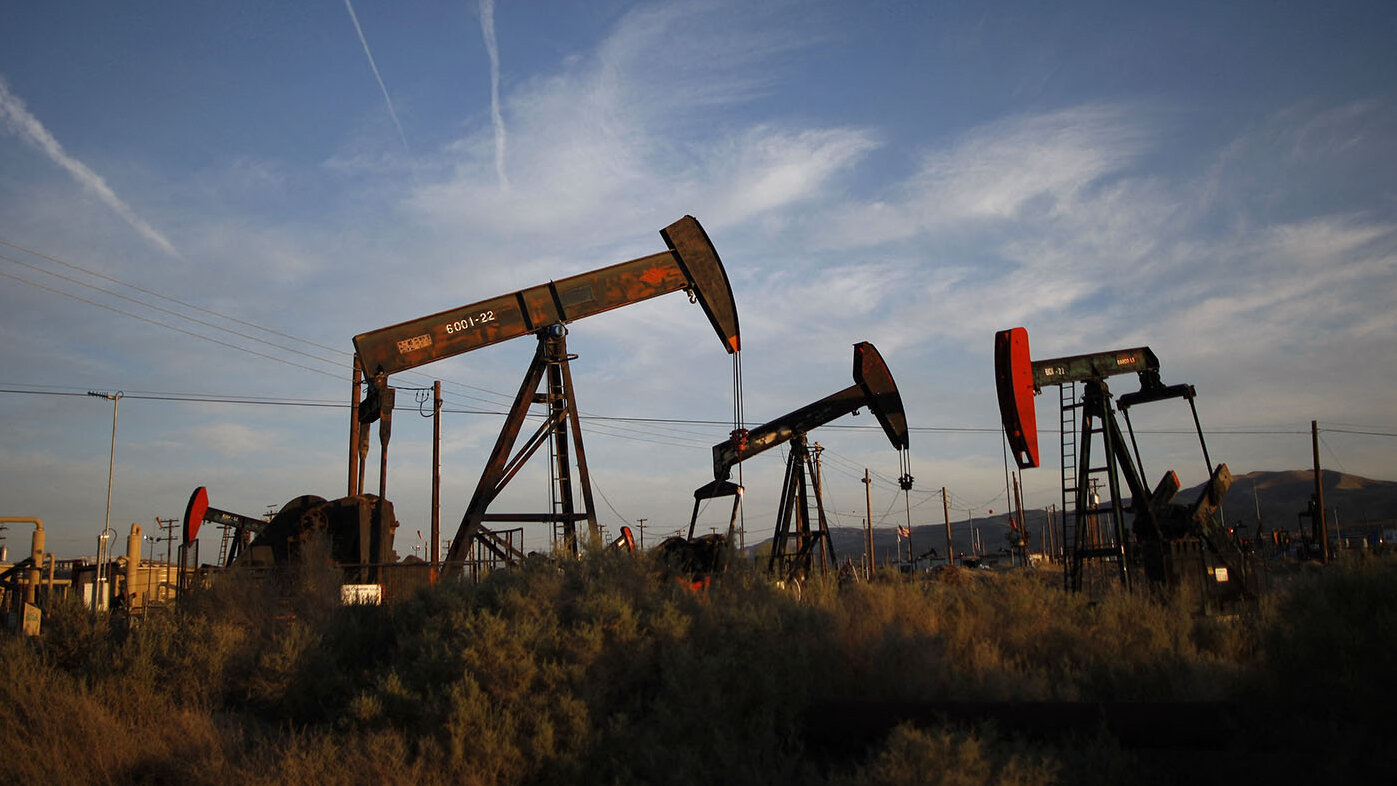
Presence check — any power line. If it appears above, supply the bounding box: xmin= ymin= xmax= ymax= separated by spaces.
xmin=0 ymin=239 xmax=526 ymax=408
xmin=0 ymin=267 xmax=348 ymax=380
xmin=1320 ymin=427 xmax=1397 ymax=438
xmin=1 ymin=250 xmax=349 ymax=371
xmin=0 ymin=238 xmax=743 ymax=419
xmin=0 ymin=237 xmax=352 ymax=359
xmin=2 ymin=384 xmax=1389 ymax=450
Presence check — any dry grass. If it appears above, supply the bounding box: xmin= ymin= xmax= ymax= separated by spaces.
xmin=3 ymin=548 xmax=1394 ymax=784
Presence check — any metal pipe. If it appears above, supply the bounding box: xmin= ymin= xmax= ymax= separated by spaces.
xmin=97 ymin=527 xmax=114 ymax=611
xmin=126 ymin=523 xmax=143 ymax=611
xmin=1189 ymin=398 xmax=1213 ymax=476
xmin=0 ymin=518 xmax=47 ymax=606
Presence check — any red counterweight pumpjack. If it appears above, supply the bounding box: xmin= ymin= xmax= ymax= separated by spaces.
xmin=183 ymin=486 xmax=398 ymax=585
xmin=994 ymin=327 xmax=1251 ymax=599
xmin=351 ymin=217 xmax=740 ymax=571
xmin=686 ymin=342 xmax=911 ymax=581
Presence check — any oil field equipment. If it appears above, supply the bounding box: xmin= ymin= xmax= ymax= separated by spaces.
xmin=184 ymin=486 xmax=398 ymax=585
xmin=351 ymin=216 xmax=740 ymax=572
xmin=994 ymin=327 xmax=1255 ymax=602
xmin=688 ymin=342 xmax=912 ymax=580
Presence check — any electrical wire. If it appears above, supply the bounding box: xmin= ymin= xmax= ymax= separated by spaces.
xmin=2 ymin=382 xmax=1390 ymax=455
xmin=1320 ymin=427 xmax=1397 ymax=438
xmin=1 ymin=241 xmax=1350 ymax=446
xmin=588 ymin=476 xmax=631 ymax=527
xmin=0 ymin=267 xmax=348 ymax=380
xmin=0 ymin=238 xmax=538 ymax=410
xmin=2 ymin=250 xmax=348 ymax=370
xmin=0 ymin=237 xmax=352 ymax=358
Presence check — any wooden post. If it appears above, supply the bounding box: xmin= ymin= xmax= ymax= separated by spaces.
xmin=864 ymin=469 xmax=874 ymax=576
xmin=432 ymin=380 xmax=442 ymax=573
xmin=941 ymin=487 xmax=955 ymax=566
xmin=1312 ymin=420 xmax=1330 ymax=563
xmin=348 ymin=362 xmax=362 ymax=497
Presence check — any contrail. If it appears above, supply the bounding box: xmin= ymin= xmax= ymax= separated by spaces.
xmin=0 ymin=77 xmax=179 ymax=258
xmin=343 ymin=0 xmax=411 ymax=154
xmin=479 ymin=0 xmax=508 ymax=188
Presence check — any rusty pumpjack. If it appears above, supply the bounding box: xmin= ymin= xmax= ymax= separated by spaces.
xmin=352 ymin=216 xmax=740 ymax=573
xmin=183 ymin=486 xmax=398 ymax=585
xmin=995 ymin=327 xmax=1254 ymax=601
xmin=681 ymin=342 xmax=912 ymax=581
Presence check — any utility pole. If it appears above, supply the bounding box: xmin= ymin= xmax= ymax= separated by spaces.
xmin=864 ymin=469 xmax=874 ymax=577
xmin=1011 ymin=473 xmax=1026 ymax=566
xmin=156 ymin=517 xmax=178 ymax=581
xmin=1251 ymin=478 xmax=1265 ymax=541
xmin=941 ymin=487 xmax=954 ymax=566
xmin=348 ymin=364 xmax=362 ymax=496
xmin=636 ymin=518 xmax=647 ymax=550
xmin=1312 ymin=420 xmax=1330 ymax=563
xmin=146 ymin=531 xmax=156 ymax=602
xmin=87 ymin=390 xmax=122 ymax=555
xmin=432 ymin=380 xmax=441 ymax=574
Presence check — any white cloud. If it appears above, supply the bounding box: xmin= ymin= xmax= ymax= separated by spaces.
xmin=187 ymin=422 xmax=278 ymax=455
xmin=700 ymin=126 xmax=880 ymax=227
xmin=815 ymin=104 xmax=1153 ymax=247
xmin=400 ymin=1 xmax=831 ymax=244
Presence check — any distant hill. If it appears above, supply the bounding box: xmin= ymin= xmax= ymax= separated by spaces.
xmin=1220 ymin=470 xmax=1397 ymax=537
xmin=749 ymin=469 xmax=1397 ymax=564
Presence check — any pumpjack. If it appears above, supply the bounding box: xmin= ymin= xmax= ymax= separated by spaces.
xmin=352 ymin=216 xmax=740 ymax=572
xmin=682 ymin=342 xmax=912 ymax=581
xmin=994 ymin=327 xmax=1255 ymax=602
xmin=183 ymin=486 xmax=398 ymax=585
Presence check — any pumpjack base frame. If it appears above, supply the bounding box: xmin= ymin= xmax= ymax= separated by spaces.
xmin=443 ymin=328 xmax=599 ymax=571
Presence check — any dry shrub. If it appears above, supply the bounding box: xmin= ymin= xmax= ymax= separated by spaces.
xmin=831 ymin=723 xmax=1061 ymax=786
xmin=14 ymin=548 xmax=1396 ymax=784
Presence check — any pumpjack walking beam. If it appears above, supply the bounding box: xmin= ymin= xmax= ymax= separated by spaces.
xmin=351 ymin=216 xmax=741 ymax=569
xmin=693 ymin=342 xmax=912 ymax=580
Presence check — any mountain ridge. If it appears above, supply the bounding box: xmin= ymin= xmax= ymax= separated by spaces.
xmin=750 ymin=469 xmax=1397 ymax=562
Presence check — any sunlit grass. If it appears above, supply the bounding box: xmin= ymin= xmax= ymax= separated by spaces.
xmin=2 ymin=549 xmax=1394 ymax=784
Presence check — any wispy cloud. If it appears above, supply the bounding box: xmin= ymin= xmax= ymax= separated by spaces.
xmin=343 ymin=0 xmax=410 ymax=154
xmin=0 ymin=76 xmax=179 ymax=258
xmin=187 ymin=422 xmax=278 ymax=455
xmin=816 ymin=104 xmax=1152 ymax=249
xmin=478 ymin=0 xmax=508 ymax=189
xmin=700 ymin=126 xmax=879 ymax=227
xmin=403 ymin=4 xmax=841 ymax=245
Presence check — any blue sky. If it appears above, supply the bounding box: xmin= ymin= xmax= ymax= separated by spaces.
xmin=2 ymin=0 xmax=1394 ymax=558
